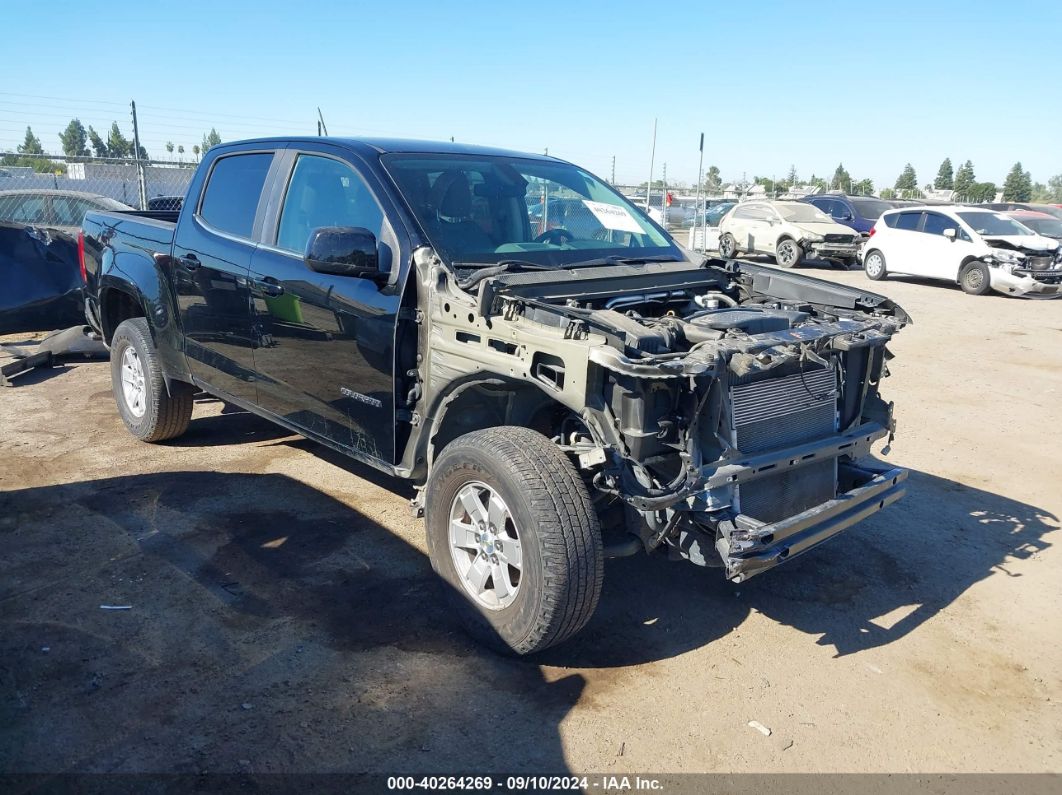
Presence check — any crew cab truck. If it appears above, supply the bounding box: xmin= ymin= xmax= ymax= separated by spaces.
xmin=82 ymin=138 xmax=910 ymax=655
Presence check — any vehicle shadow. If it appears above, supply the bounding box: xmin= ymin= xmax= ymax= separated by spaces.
xmin=0 ymin=472 xmax=580 ymax=776
xmin=543 ymin=465 xmax=1055 ymax=666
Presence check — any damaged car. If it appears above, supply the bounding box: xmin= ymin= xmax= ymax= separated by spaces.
xmin=862 ymin=206 xmax=1062 ymax=297
xmin=717 ymin=200 xmax=863 ymax=268
xmin=82 ymin=137 xmax=909 ymax=654
xmin=0 ymin=221 xmax=86 ymax=334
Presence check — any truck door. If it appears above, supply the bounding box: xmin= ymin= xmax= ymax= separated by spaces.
xmin=248 ymin=150 xmax=403 ymax=464
xmin=172 ymin=150 xmax=276 ymax=401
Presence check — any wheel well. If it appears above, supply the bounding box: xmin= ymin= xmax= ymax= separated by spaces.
xmin=428 ymin=380 xmax=572 ymax=467
xmin=100 ymin=288 xmax=145 ymax=343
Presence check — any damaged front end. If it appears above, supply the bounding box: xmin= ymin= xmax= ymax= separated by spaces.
xmin=983 ymin=238 xmax=1062 ymax=298
xmin=423 ymin=254 xmax=910 ymax=582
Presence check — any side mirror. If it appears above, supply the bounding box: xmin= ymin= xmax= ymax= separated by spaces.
xmin=943 ymin=228 xmax=957 ymax=241
xmin=304 ymin=226 xmax=381 ymax=279
xmin=838 ymin=212 xmax=853 ymax=221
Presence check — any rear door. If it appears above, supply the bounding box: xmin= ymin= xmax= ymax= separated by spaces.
xmin=884 ymin=211 xmax=925 ymax=276
xmin=172 ymin=149 xmax=277 ymax=401
xmin=247 ymin=146 xmax=405 ymax=464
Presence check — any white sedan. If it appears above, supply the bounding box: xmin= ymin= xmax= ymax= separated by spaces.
xmin=861 ymin=206 xmax=1062 ymax=298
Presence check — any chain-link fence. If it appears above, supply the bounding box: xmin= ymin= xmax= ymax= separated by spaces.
xmin=0 ymin=152 xmax=195 ymax=212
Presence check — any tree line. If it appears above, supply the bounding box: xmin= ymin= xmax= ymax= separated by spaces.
xmin=1 ymin=122 xmax=224 ymax=173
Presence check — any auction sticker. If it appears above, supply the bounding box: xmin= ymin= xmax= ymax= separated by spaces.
xmin=581 ymin=200 xmax=643 ymax=233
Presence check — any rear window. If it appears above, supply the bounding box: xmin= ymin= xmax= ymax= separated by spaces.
xmin=199 ymin=153 xmax=273 ymax=238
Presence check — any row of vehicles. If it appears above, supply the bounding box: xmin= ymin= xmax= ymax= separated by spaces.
xmin=709 ymin=194 xmax=1062 ymax=298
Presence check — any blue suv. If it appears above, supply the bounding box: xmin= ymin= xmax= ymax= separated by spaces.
xmin=801 ymin=195 xmax=899 ymax=237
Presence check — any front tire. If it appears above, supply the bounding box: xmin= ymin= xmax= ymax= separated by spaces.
xmin=718 ymin=232 xmax=738 ymax=258
xmin=425 ymin=427 xmax=603 ymax=655
xmin=110 ymin=318 xmax=193 ymax=442
xmin=960 ymin=261 xmax=992 ymax=295
xmin=775 ymin=237 xmax=804 ymax=268
xmin=864 ymin=249 xmax=887 ymax=280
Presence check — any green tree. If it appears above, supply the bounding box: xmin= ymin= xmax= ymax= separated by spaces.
xmin=106 ymin=122 xmax=132 ymax=158
xmin=192 ymin=144 xmax=201 ymax=161
xmin=786 ymin=164 xmax=798 ymax=187
xmin=934 ymin=158 xmax=954 ymax=190
xmin=879 ymin=187 xmax=897 ymax=200
xmin=1047 ymin=174 xmax=1062 ymax=203
xmin=853 ymin=178 xmax=874 ymax=196
xmin=953 ymin=160 xmax=975 ymax=200
xmin=17 ymin=126 xmax=44 ymax=155
xmin=894 ymin=163 xmax=918 ymax=192
xmin=165 ymin=141 xmax=174 ymax=158
xmin=177 ymin=144 xmax=185 ymax=162
xmin=831 ymin=163 xmax=851 ymax=191
xmin=1002 ymin=162 xmax=1032 ymax=202
xmin=968 ymin=182 xmax=997 ymax=203
xmin=705 ymin=165 xmax=721 ymax=191
xmin=201 ymin=128 xmax=222 ymax=154
xmin=59 ymin=119 xmax=89 ymax=157
xmin=87 ymin=126 xmax=109 ymax=158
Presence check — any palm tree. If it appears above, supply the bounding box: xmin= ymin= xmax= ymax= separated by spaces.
xmin=177 ymin=144 xmax=185 ymax=164
xmin=192 ymin=145 xmax=200 ymax=162
xmin=165 ymin=141 xmax=174 ymax=159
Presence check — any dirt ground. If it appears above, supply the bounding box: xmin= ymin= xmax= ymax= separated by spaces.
xmin=1 ymin=267 xmax=1060 ymax=776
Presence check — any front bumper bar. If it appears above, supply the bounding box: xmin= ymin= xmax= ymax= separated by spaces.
xmin=717 ymin=463 xmax=908 ymax=582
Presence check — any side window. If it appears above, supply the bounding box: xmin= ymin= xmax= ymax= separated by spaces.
xmin=52 ymin=197 xmax=94 ymax=227
xmin=199 ymin=152 xmax=274 ymax=238
xmin=732 ymin=205 xmax=755 ymax=220
xmin=1 ymin=196 xmax=47 ymax=224
xmin=814 ymin=199 xmax=835 ymax=217
xmin=922 ymin=213 xmax=955 ymax=236
xmin=276 ymin=154 xmax=384 ymax=254
xmin=832 ymin=201 xmax=852 ymax=220
xmin=894 ymin=212 xmax=922 ymax=231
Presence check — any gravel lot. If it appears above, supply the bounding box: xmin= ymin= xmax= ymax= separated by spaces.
xmin=1 ymin=266 xmax=1059 ymax=776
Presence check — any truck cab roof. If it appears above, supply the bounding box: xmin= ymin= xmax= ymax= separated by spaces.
xmin=214 ymin=136 xmax=559 ymax=163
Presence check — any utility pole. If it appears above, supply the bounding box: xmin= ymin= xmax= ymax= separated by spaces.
xmin=130 ymin=100 xmax=147 ymax=210
xmin=645 ymin=118 xmax=657 ymax=212
xmin=695 ymin=132 xmax=704 ymax=252
xmin=662 ymin=162 xmax=668 ymax=228
xmin=611 ymin=155 xmax=616 ymax=185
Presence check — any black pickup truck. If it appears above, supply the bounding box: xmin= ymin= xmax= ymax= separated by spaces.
xmin=82 ymin=137 xmax=910 ymax=654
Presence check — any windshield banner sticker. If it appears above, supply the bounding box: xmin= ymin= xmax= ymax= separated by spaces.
xmin=582 ymin=200 xmax=643 ymax=233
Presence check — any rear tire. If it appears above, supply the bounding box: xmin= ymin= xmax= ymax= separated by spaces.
xmin=425 ymin=427 xmax=603 ymax=655
xmin=718 ymin=232 xmax=738 ymax=258
xmin=775 ymin=237 xmax=804 ymax=268
xmin=960 ymin=261 xmax=992 ymax=295
xmin=864 ymin=249 xmax=887 ymax=280
xmin=110 ymin=318 xmax=193 ymax=442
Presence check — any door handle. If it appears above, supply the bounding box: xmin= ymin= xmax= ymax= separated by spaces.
xmin=178 ymin=253 xmax=201 ymax=271
xmin=256 ymin=277 xmax=284 ymax=297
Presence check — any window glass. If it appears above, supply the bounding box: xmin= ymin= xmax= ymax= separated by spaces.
xmin=276 ymin=155 xmax=384 ymax=254
xmin=922 ymin=213 xmax=955 ymax=236
xmin=0 ymin=195 xmax=47 ymax=224
xmin=52 ymin=197 xmax=94 ymax=226
xmin=732 ymin=204 xmax=756 ymax=220
xmin=199 ymin=153 xmax=273 ymax=238
xmin=894 ymin=212 xmax=922 ymax=231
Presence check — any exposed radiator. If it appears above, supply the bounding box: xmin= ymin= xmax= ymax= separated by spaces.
xmin=730 ymin=368 xmax=838 ymax=523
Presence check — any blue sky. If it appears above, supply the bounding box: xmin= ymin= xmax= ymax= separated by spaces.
xmin=2 ymin=0 xmax=1059 ymax=190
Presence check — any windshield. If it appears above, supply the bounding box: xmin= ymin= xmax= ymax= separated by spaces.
xmin=958 ymin=212 xmax=1035 ymax=237
xmin=850 ymin=199 xmax=895 ymax=219
xmin=775 ymin=203 xmax=831 ymax=223
xmin=382 ymin=154 xmax=679 ymax=266
xmin=1014 ymin=216 xmax=1062 ymax=237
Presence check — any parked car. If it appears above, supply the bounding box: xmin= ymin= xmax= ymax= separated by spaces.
xmin=685 ymin=201 xmax=736 ymax=228
xmin=717 ymin=200 xmax=862 ymax=268
xmin=1002 ymin=210 xmax=1062 ymax=241
xmin=861 ymin=205 xmax=1062 ymax=297
xmin=82 ymin=136 xmax=909 ymax=654
xmin=980 ymin=202 xmax=1062 ymax=221
xmin=147 ymin=195 xmax=183 ymax=212
xmin=0 ymin=222 xmax=85 ymax=334
xmin=0 ymin=189 xmax=131 ymax=236
xmin=801 ymin=195 xmax=900 ymax=236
